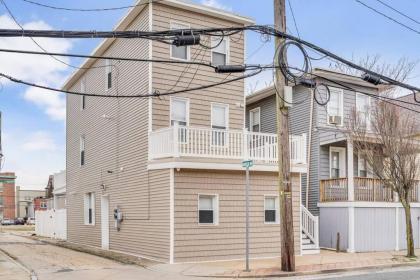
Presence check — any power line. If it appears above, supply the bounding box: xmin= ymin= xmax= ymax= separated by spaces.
xmin=355 ymin=0 xmax=420 ymax=35
xmin=0 ymin=68 xmax=263 ymax=98
xmin=20 ymin=0 xmax=163 ymax=12
xmin=287 ymin=0 xmax=301 ymax=39
xmin=0 ymin=0 xmax=106 ymax=70
xmin=0 ymin=48 xmax=217 ymax=69
xmin=375 ymin=0 xmax=420 ymax=26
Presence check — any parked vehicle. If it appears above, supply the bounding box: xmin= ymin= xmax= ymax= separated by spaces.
xmin=1 ymin=219 xmax=14 ymax=225
xmin=27 ymin=217 xmax=35 ymax=225
xmin=14 ymin=218 xmax=25 ymax=225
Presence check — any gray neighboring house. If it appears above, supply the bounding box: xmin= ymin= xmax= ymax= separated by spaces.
xmin=246 ymin=68 xmax=420 ymax=253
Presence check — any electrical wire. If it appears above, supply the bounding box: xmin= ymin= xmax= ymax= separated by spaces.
xmin=0 ymin=0 xmax=108 ymax=70
xmin=375 ymin=0 xmax=420 ymax=26
xmin=355 ymin=0 xmax=420 ymax=35
xmin=287 ymin=0 xmax=301 ymax=39
xmin=20 ymin=0 xmax=164 ymax=12
xmin=0 ymin=68 xmax=263 ymax=98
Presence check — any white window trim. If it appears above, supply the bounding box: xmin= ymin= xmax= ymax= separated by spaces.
xmin=264 ymin=195 xmax=280 ymax=224
xmin=356 ymin=92 xmax=371 ymax=130
xmin=169 ymin=96 xmax=190 ymax=126
xmin=329 ymin=146 xmax=346 ymax=178
xmin=80 ymin=79 xmax=86 ymax=111
xmin=105 ymin=59 xmax=112 ymax=91
xmin=84 ymin=192 xmax=95 ymax=226
xmin=211 ymin=36 xmax=230 ymax=65
xmin=327 ymin=87 xmax=344 ymax=126
xmin=249 ymin=107 xmax=261 ymax=132
xmin=169 ymin=21 xmax=191 ymax=61
xmin=197 ymin=194 xmax=219 ymax=226
xmin=211 ymin=102 xmax=229 ymax=130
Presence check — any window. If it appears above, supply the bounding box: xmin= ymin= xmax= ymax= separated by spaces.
xmin=81 ymin=79 xmax=86 ymax=110
xmin=40 ymin=201 xmax=47 ymax=209
xmin=330 ymin=147 xmax=345 ymax=178
xmin=211 ymin=103 xmax=229 ymax=146
xmin=84 ymin=192 xmax=95 ymax=225
xmin=327 ymin=88 xmax=343 ymax=125
xmin=331 ymin=151 xmax=340 ymax=178
xmin=356 ymin=93 xmax=370 ymax=130
xmin=80 ymin=135 xmax=86 ymax=166
xmin=170 ymin=97 xmax=189 ymax=143
xmin=105 ymin=59 xmax=112 ymax=90
xmin=198 ymin=194 xmax=218 ymax=225
xmin=249 ymin=108 xmax=261 ymax=132
xmin=170 ymin=22 xmax=190 ymax=60
xmin=264 ymin=196 xmax=279 ymax=223
xmin=211 ymin=37 xmax=229 ymax=66
xmin=358 ymin=153 xmax=371 ymax=177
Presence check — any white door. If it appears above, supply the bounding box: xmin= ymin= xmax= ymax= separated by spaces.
xmin=101 ymin=195 xmax=109 ymax=250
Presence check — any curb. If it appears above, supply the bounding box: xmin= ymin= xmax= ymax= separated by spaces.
xmin=186 ymin=261 xmax=420 ymax=278
xmin=0 ymin=247 xmax=38 ymax=280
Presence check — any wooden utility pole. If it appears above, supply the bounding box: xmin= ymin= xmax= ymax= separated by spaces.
xmin=274 ymin=0 xmax=295 ymax=272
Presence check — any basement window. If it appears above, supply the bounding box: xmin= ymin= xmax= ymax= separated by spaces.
xmin=198 ymin=194 xmax=218 ymax=225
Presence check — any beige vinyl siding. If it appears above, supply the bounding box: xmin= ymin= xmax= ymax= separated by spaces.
xmin=66 ymin=5 xmax=170 ymax=262
xmin=151 ymin=3 xmax=245 ymax=131
xmin=173 ymin=170 xmax=301 ymax=262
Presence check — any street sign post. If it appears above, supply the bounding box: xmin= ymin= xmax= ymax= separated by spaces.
xmin=242 ymin=159 xmax=253 ymax=271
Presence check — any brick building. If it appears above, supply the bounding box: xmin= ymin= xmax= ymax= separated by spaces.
xmin=33 ymin=197 xmax=48 ymax=212
xmin=0 ymin=172 xmax=16 ymax=220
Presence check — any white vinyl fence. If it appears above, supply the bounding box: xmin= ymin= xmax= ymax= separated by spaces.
xmin=35 ymin=209 xmax=67 ymax=240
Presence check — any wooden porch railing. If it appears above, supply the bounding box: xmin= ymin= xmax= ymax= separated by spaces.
xmin=320 ymin=177 xmax=420 ymax=202
xmin=320 ymin=178 xmax=348 ymax=202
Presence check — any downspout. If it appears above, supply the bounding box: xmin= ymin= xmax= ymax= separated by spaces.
xmin=305 ymin=88 xmax=314 ymax=209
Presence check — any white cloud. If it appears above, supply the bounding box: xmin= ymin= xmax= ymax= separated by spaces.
xmin=0 ymin=14 xmax=71 ymax=122
xmin=22 ymin=131 xmax=57 ymax=152
xmin=23 ymin=86 xmax=66 ymax=121
xmin=201 ymin=0 xmax=232 ymax=11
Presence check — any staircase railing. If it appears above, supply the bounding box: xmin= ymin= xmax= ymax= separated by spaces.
xmin=301 ymin=205 xmax=319 ymax=249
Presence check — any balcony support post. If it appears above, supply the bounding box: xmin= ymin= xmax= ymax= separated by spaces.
xmin=347 ymin=140 xmax=355 ymax=253
xmin=243 ymin=128 xmax=249 ymax=161
xmin=173 ymin=123 xmax=180 ymax=158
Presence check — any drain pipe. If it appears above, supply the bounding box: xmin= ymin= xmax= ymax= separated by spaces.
xmin=305 ymin=88 xmax=314 ymax=209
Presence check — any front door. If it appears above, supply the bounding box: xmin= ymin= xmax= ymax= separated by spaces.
xmin=101 ymin=195 xmax=109 ymax=250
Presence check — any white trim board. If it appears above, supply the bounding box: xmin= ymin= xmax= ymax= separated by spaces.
xmin=318 ymin=201 xmax=420 ymax=208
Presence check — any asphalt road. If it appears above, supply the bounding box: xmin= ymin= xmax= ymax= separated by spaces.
xmin=297 ymin=266 xmax=420 ymax=280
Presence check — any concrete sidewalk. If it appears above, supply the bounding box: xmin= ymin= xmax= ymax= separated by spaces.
xmin=171 ymin=249 xmax=420 ymax=278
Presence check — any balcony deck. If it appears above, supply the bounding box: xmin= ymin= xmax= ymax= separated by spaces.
xmin=148 ymin=125 xmax=307 ymax=172
xmin=320 ymin=177 xmax=420 ymax=202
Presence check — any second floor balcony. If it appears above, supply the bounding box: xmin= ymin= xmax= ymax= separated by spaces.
xmin=148 ymin=125 xmax=307 ymax=172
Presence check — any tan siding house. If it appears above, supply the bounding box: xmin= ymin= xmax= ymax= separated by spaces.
xmin=64 ymin=0 xmax=306 ymax=263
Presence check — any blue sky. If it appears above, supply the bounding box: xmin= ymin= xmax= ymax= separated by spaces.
xmin=0 ymin=0 xmax=419 ymax=189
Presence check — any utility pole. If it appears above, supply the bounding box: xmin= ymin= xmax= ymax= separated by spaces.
xmin=274 ymin=0 xmax=295 ymax=272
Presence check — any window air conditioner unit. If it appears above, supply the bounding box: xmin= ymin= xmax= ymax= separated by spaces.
xmin=329 ymin=115 xmax=342 ymax=125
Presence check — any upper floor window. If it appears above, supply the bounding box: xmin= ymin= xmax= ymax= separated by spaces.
xmin=170 ymin=97 xmax=189 ymax=126
xmin=264 ymin=196 xmax=279 ymax=223
xmin=81 ymin=79 xmax=86 ymax=110
xmin=249 ymin=107 xmax=261 ymax=132
xmin=170 ymin=97 xmax=189 ymax=143
xmin=356 ymin=93 xmax=371 ymax=130
xmin=40 ymin=201 xmax=47 ymax=209
xmin=105 ymin=59 xmax=112 ymax=90
xmin=211 ymin=103 xmax=229 ymax=146
xmin=330 ymin=147 xmax=345 ymax=178
xmin=198 ymin=194 xmax=218 ymax=225
xmin=170 ymin=22 xmax=190 ymax=61
xmin=80 ymin=135 xmax=86 ymax=166
xmin=211 ymin=37 xmax=229 ymax=66
xmin=84 ymin=192 xmax=95 ymax=225
xmin=327 ymin=88 xmax=344 ymax=126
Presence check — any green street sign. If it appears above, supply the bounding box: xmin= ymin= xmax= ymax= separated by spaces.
xmin=242 ymin=160 xmax=253 ymax=168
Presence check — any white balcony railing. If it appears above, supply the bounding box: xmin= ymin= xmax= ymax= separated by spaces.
xmin=149 ymin=125 xmax=307 ymax=165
